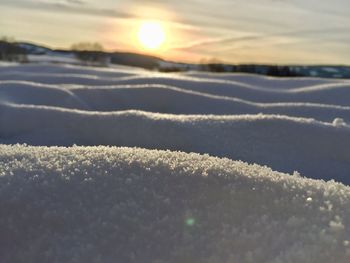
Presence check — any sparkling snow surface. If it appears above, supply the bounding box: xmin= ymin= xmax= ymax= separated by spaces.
xmin=0 ymin=63 xmax=350 ymax=262
xmin=1 ymin=145 xmax=350 ymax=263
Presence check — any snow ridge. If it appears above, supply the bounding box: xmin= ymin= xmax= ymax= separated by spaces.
xmin=0 ymin=63 xmax=350 ymax=262
xmin=1 ymin=64 xmax=350 ymax=183
xmin=0 ymin=145 xmax=349 ymax=263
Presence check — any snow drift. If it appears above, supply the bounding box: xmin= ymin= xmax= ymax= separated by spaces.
xmin=0 ymin=63 xmax=350 ymax=262
xmin=1 ymin=105 xmax=350 ymax=183
xmin=1 ymin=63 xmax=350 ymax=184
xmin=1 ymin=81 xmax=350 ymax=121
xmin=0 ymin=145 xmax=349 ymax=263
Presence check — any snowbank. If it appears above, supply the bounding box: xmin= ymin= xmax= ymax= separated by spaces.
xmin=1 ymin=62 xmax=350 ymax=262
xmin=0 ymin=144 xmax=349 ymax=263
xmin=1 ymin=63 xmax=350 ymax=184
xmin=1 ymin=104 xmax=350 ymax=183
xmin=1 ymin=81 xmax=350 ymax=121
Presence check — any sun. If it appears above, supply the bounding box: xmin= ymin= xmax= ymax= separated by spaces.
xmin=137 ymin=21 xmax=165 ymax=50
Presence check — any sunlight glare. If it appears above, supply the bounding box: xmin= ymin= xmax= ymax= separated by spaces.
xmin=137 ymin=21 xmax=165 ymax=50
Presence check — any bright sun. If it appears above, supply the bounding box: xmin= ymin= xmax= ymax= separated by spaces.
xmin=137 ymin=21 xmax=165 ymax=50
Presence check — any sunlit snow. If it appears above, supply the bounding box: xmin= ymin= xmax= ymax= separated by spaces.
xmin=0 ymin=63 xmax=349 ymax=262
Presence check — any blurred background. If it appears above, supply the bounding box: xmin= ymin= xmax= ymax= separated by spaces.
xmin=1 ymin=0 xmax=350 ymax=77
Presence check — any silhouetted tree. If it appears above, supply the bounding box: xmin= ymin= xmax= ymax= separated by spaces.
xmin=71 ymin=42 xmax=108 ymax=65
xmin=266 ymin=66 xmax=302 ymax=77
xmin=71 ymin=42 xmax=104 ymax=52
xmin=0 ymin=36 xmax=27 ymax=62
xmin=199 ymin=58 xmax=226 ymax=72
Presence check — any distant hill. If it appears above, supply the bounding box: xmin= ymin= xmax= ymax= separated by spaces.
xmin=13 ymin=41 xmax=162 ymax=69
xmin=1 ymin=40 xmax=350 ymax=79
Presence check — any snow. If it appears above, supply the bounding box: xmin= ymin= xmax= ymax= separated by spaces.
xmin=0 ymin=144 xmax=349 ymax=262
xmin=0 ymin=63 xmax=350 ymax=262
xmin=1 ymin=106 xmax=350 ymax=183
xmin=27 ymin=54 xmax=79 ymax=64
xmin=1 ymin=64 xmax=350 ymax=183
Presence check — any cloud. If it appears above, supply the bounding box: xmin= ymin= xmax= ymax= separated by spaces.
xmin=38 ymin=0 xmax=86 ymax=6
xmin=2 ymin=0 xmax=199 ymax=33
xmin=65 ymin=0 xmax=85 ymax=5
xmin=173 ymin=34 xmax=275 ymax=51
xmin=174 ymin=26 xmax=350 ymax=51
xmin=17 ymin=0 xmax=136 ymax=20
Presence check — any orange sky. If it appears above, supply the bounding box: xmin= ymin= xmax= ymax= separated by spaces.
xmin=1 ymin=0 xmax=350 ymax=64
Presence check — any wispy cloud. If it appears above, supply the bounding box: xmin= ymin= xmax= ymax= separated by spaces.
xmin=3 ymin=0 xmax=135 ymax=19
xmin=65 ymin=0 xmax=85 ymax=5
xmin=172 ymin=36 xmax=257 ymax=50
xmin=174 ymin=27 xmax=350 ymax=51
xmin=38 ymin=0 xmax=86 ymax=6
xmin=3 ymin=0 xmax=198 ymax=31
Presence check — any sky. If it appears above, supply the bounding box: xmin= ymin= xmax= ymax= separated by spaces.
xmin=1 ymin=0 xmax=350 ymax=64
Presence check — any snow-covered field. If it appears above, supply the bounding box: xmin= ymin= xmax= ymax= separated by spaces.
xmin=0 ymin=63 xmax=350 ymax=262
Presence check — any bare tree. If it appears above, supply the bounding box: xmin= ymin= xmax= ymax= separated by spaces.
xmin=71 ymin=42 xmax=104 ymax=52
xmin=0 ymin=36 xmax=27 ymax=62
xmin=71 ymin=42 xmax=108 ymax=66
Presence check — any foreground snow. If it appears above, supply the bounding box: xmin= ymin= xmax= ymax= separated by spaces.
xmin=0 ymin=145 xmax=349 ymax=262
xmin=0 ymin=63 xmax=350 ymax=262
